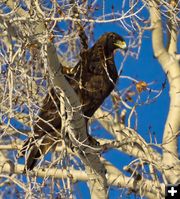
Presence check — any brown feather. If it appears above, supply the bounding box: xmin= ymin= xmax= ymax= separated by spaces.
xmin=21 ymin=32 xmax=126 ymax=170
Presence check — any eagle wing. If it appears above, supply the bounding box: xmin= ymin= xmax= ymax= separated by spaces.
xmin=20 ymin=34 xmax=119 ymax=171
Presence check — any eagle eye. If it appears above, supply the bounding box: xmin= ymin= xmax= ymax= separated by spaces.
xmin=110 ymin=34 xmax=115 ymax=41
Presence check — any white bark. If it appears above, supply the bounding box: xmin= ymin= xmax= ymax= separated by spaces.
xmin=148 ymin=0 xmax=180 ymax=183
xmin=0 ymin=157 xmax=164 ymax=198
xmin=47 ymin=43 xmax=108 ymax=199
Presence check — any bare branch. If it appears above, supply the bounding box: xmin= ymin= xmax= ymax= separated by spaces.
xmin=148 ymin=0 xmax=180 ymax=183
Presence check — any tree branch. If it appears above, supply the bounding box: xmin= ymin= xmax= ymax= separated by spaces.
xmin=148 ymin=0 xmax=180 ymax=183
xmin=47 ymin=42 xmax=108 ymax=199
xmin=95 ymin=109 xmax=162 ymax=165
xmin=2 ymin=1 xmax=108 ymax=197
xmin=0 ymin=159 xmax=165 ymax=199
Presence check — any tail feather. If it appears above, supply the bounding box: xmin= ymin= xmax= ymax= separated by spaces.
xmin=25 ymin=143 xmax=41 ymax=171
xmin=19 ymin=135 xmax=55 ymax=171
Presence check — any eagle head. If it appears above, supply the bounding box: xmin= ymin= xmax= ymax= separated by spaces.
xmin=106 ymin=32 xmax=127 ymax=52
xmin=96 ymin=32 xmax=127 ymax=57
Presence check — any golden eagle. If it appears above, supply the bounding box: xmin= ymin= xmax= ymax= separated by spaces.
xmin=20 ymin=32 xmax=127 ymax=170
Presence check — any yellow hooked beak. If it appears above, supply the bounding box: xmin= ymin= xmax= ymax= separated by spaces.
xmin=114 ymin=40 xmax=127 ymax=50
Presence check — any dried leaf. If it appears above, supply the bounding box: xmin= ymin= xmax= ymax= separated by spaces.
xmin=170 ymin=0 xmax=177 ymax=7
xmin=136 ymin=81 xmax=147 ymax=93
xmin=125 ymin=90 xmax=136 ymax=102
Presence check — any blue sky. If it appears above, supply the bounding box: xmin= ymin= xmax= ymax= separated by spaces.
xmin=83 ymin=26 xmax=169 ymax=199
xmin=72 ymin=2 xmax=171 ymax=199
